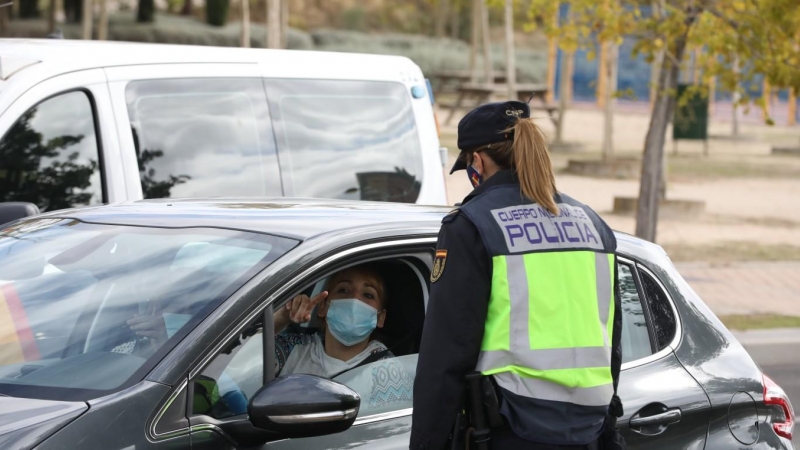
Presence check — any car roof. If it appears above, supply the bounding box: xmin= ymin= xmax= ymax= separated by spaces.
xmin=0 ymin=39 xmax=424 ymax=109
xmin=33 ymin=198 xmax=667 ymax=260
xmin=36 ymin=198 xmax=451 ymax=241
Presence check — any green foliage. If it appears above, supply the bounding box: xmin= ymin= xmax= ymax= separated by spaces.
xmin=340 ymin=6 xmax=368 ymax=31
xmin=205 ymin=0 xmax=229 ymax=27
xmin=137 ymin=0 xmax=156 ymax=23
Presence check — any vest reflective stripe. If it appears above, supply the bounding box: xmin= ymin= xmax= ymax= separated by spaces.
xmin=476 ymin=346 xmax=611 ymax=371
xmin=493 ymin=372 xmax=614 ymax=406
xmin=476 ymin=251 xmax=615 ymax=406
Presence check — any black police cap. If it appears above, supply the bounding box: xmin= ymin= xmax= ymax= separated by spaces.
xmin=450 ymin=100 xmax=530 ymax=174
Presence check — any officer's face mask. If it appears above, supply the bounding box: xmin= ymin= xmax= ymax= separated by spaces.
xmin=467 ymin=164 xmax=483 ymax=188
xmin=325 ymin=299 xmax=379 ymax=347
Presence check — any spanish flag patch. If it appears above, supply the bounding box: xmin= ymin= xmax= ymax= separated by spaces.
xmin=431 ymin=249 xmax=447 ymax=282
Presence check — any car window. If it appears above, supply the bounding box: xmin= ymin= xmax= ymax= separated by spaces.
xmin=126 ymin=78 xmax=282 ymax=199
xmin=265 ymin=79 xmax=423 ymax=203
xmin=0 ymin=90 xmax=104 ymax=211
xmin=639 ymin=270 xmax=676 ymax=351
xmin=0 ymin=218 xmax=295 ymax=401
xmin=618 ymin=263 xmax=654 ymax=363
xmin=193 ymin=259 xmax=425 ymax=420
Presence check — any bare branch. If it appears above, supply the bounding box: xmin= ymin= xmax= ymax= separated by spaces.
xmin=706 ymin=6 xmax=739 ymax=30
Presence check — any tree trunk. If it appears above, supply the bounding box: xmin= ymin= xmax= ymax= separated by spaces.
xmin=602 ymin=42 xmax=618 ymax=161
xmin=556 ymin=49 xmax=573 ymax=143
xmin=97 ymin=0 xmax=108 ymax=39
xmin=0 ymin=8 xmax=9 ymax=38
xmin=469 ymin=0 xmax=479 ymax=83
xmin=732 ymin=55 xmax=740 ymax=136
xmin=503 ymin=0 xmax=515 ymax=100
xmin=435 ymin=0 xmax=449 ymax=37
xmin=48 ymin=0 xmax=57 ymax=32
xmin=450 ymin=0 xmax=460 ymax=39
xmin=181 ymin=0 xmax=192 ymax=16
xmin=635 ymin=31 xmax=690 ymax=242
xmin=266 ymin=0 xmax=280 ymax=48
xmin=280 ymin=0 xmax=288 ymax=48
xmin=240 ymin=0 xmax=250 ymax=47
xmin=479 ymin=0 xmax=492 ymax=84
xmin=82 ymin=0 xmax=92 ymax=39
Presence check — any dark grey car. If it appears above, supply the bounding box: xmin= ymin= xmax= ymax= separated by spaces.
xmin=0 ymin=199 xmax=794 ymax=450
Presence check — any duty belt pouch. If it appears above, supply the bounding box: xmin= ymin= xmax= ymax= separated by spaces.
xmin=600 ymin=395 xmax=627 ymax=450
xmin=480 ymin=376 xmax=504 ymax=429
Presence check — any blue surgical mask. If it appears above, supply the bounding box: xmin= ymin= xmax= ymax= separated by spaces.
xmin=467 ymin=164 xmax=483 ymax=188
xmin=326 ymin=299 xmax=379 ymax=347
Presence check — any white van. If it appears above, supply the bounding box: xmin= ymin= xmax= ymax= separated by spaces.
xmin=0 ymin=39 xmax=447 ymax=213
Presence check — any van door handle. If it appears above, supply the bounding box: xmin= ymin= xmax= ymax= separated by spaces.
xmin=630 ymin=409 xmax=681 ymax=428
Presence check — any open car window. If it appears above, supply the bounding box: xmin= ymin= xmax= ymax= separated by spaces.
xmin=0 ymin=218 xmax=295 ymax=401
xmin=192 ymin=257 xmax=428 ymax=421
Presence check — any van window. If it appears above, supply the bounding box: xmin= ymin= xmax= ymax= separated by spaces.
xmin=265 ymin=80 xmax=423 ymax=203
xmin=126 ymin=78 xmax=282 ymax=199
xmin=0 ymin=91 xmax=104 ymax=211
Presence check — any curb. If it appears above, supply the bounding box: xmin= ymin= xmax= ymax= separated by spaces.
xmin=732 ymin=328 xmax=800 ymax=346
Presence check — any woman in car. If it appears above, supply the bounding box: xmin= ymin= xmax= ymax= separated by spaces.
xmin=273 ymin=263 xmax=393 ymax=377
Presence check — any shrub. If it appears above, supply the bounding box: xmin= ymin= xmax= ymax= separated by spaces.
xmin=7 ymin=15 xmax=313 ymax=50
xmin=311 ymin=29 xmax=546 ymax=82
xmin=137 ymin=0 xmax=155 ymax=23
xmin=205 ymin=0 xmax=229 ymax=27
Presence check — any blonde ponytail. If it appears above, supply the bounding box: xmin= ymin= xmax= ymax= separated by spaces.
xmin=511 ymin=119 xmax=558 ymax=215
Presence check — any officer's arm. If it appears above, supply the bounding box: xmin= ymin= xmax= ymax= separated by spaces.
xmin=410 ymin=214 xmax=491 ymax=450
xmin=610 ymin=258 xmax=623 ymax=413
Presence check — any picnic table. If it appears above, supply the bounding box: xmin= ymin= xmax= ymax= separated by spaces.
xmin=441 ymin=83 xmax=558 ymax=128
xmin=429 ymin=71 xmax=508 ymax=96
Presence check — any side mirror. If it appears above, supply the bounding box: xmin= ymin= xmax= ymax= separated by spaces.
xmin=0 ymin=202 xmax=39 ymax=227
xmin=247 ymin=374 xmax=360 ymax=438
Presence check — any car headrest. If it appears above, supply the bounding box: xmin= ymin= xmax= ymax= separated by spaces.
xmin=0 ymin=202 xmax=40 ymax=227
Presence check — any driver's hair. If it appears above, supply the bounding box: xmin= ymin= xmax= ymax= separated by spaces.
xmin=325 ymin=263 xmax=388 ymax=309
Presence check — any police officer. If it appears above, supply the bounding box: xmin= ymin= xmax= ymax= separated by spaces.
xmin=410 ymin=101 xmax=623 ymax=450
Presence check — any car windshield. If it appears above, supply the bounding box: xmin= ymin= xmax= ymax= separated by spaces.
xmin=0 ymin=218 xmax=296 ymax=401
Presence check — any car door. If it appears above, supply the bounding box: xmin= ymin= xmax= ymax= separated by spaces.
xmin=616 ymin=257 xmax=712 ymax=450
xmin=185 ymin=240 xmax=434 ymax=450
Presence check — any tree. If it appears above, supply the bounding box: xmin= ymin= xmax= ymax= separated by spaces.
xmin=504 ymin=0 xmax=516 ymax=99
xmin=531 ymin=0 xmax=800 ymax=242
xmin=81 ymin=0 xmax=92 ymax=39
xmin=266 ymin=0 xmax=280 ymax=49
xmin=137 ymin=0 xmax=155 ymax=22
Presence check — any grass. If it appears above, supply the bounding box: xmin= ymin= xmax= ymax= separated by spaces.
xmin=719 ymin=314 xmax=800 ymax=330
xmin=663 ymin=241 xmax=800 ymax=263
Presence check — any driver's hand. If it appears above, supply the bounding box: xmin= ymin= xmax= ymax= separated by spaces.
xmin=128 ymin=313 xmax=168 ymax=344
xmin=286 ymin=291 xmax=328 ymax=324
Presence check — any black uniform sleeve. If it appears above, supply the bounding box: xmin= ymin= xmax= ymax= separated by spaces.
xmin=410 ymin=214 xmax=491 ymax=450
xmin=610 ymin=256 xmax=623 ymax=406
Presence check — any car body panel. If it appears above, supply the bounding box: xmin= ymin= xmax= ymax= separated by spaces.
xmin=0 ymin=396 xmax=87 ymax=450
xmin=35 ymin=381 xmax=187 ymax=450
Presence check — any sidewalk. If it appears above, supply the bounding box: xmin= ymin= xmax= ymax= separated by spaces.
xmin=673 ymin=261 xmax=800 ymax=317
